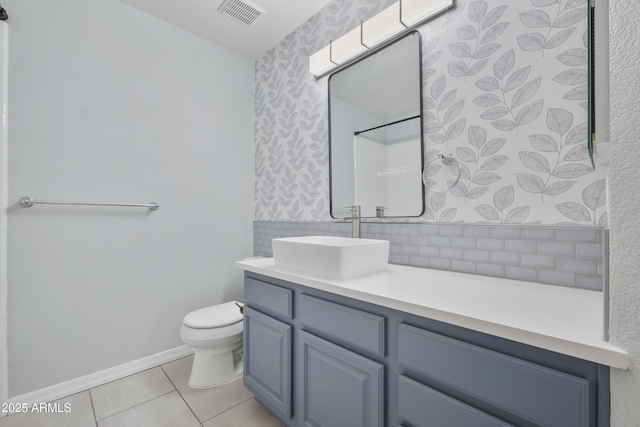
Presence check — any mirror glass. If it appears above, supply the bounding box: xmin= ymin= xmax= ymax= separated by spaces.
xmin=329 ymin=31 xmax=424 ymax=219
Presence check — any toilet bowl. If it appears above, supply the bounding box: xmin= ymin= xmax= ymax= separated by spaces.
xmin=180 ymin=301 xmax=244 ymax=388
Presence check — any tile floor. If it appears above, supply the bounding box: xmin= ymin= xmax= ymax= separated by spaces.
xmin=0 ymin=355 xmax=284 ymax=427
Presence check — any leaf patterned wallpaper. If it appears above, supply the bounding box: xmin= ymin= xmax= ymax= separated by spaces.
xmin=254 ymin=0 xmax=607 ymax=225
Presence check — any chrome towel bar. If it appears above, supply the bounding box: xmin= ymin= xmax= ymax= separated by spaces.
xmin=20 ymin=197 xmax=159 ymax=211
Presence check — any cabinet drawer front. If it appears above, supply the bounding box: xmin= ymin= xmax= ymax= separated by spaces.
xmin=299 ymin=331 xmax=384 ymax=427
xmin=299 ymin=294 xmax=385 ymax=357
xmin=398 ymin=375 xmax=514 ymax=427
xmin=244 ymin=306 xmax=292 ymax=419
xmin=245 ymin=276 xmax=293 ymax=320
xmin=398 ymin=323 xmax=590 ymax=427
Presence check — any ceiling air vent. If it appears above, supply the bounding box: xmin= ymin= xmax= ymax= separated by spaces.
xmin=218 ymin=0 xmax=265 ymax=27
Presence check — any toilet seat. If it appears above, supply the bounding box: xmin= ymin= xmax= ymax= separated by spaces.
xmin=183 ymin=300 xmax=243 ymax=329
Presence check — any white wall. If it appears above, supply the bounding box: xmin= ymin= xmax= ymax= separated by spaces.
xmin=608 ymin=1 xmax=640 ymax=425
xmin=3 ymin=0 xmax=254 ymax=396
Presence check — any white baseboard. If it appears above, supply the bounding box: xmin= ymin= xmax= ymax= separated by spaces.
xmin=6 ymin=345 xmax=194 ymax=408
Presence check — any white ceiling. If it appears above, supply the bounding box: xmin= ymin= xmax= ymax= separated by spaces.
xmin=116 ymin=0 xmax=333 ymax=59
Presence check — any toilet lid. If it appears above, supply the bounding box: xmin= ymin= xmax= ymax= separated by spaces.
xmin=183 ymin=301 xmax=244 ymax=329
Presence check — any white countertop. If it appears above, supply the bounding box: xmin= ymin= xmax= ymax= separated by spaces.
xmin=236 ymin=257 xmax=629 ymax=370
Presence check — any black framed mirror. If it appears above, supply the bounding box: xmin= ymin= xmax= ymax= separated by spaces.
xmin=328 ymin=31 xmax=425 ymax=219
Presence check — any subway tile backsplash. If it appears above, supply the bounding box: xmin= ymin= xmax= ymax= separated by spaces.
xmin=254 ymin=221 xmax=606 ymax=292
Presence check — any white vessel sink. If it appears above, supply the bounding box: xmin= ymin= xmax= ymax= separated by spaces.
xmin=272 ymin=236 xmax=390 ymax=280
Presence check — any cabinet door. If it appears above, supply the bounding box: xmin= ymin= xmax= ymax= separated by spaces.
xmin=244 ymin=306 xmax=292 ymax=420
xmin=299 ymin=331 xmax=384 ymax=427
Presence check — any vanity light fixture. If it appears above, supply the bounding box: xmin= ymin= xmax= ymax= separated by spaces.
xmin=331 ymin=26 xmax=369 ymax=64
xmin=309 ymin=43 xmax=338 ymax=77
xmin=401 ymin=0 xmax=454 ymax=27
xmin=309 ymin=0 xmax=455 ymax=77
xmin=308 ymin=44 xmax=336 ymax=77
xmin=361 ymin=2 xmax=406 ymax=49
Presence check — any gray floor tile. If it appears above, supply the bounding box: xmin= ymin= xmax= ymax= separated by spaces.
xmin=162 ymin=355 xmax=253 ymax=422
xmin=97 ymin=391 xmax=199 ymax=427
xmin=0 ymin=391 xmax=95 ymax=427
xmin=203 ymin=398 xmax=284 ymax=427
xmin=90 ymin=367 xmax=175 ymax=420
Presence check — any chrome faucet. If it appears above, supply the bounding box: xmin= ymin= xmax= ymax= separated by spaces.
xmin=344 ymin=205 xmax=361 ymax=238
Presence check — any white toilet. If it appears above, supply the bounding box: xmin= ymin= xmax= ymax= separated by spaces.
xmin=180 ymin=301 xmax=244 ymax=388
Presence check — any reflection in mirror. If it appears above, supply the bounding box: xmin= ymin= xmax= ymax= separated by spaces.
xmin=329 ymin=31 xmax=424 ymax=219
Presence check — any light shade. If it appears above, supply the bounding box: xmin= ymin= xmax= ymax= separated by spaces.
xmin=362 ymin=3 xmax=406 ymax=48
xmin=309 ymin=44 xmax=337 ymax=77
xmin=401 ymin=0 xmax=454 ymax=27
xmin=330 ymin=26 xmax=368 ymax=64
xmin=309 ymin=0 xmax=456 ymax=78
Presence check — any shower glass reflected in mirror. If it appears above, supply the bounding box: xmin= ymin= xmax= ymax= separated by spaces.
xmin=329 ymin=31 xmax=424 ymax=219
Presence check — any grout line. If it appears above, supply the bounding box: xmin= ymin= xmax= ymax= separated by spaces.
xmin=87 ymin=389 xmax=98 ymax=427
xmin=86 ymin=365 xmax=162 ymax=394
xmin=160 ymin=363 xmax=203 ymax=424
xmin=102 ymin=370 xmax=177 ymax=421
xmin=95 ymin=390 xmax=175 ymax=423
xmin=91 ymin=367 xmax=177 ymax=422
xmin=199 ymin=395 xmax=254 ymax=425
xmin=159 ymin=358 xmax=258 ymax=425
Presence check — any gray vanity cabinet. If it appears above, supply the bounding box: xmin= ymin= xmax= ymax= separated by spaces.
xmin=243 ymin=272 xmax=610 ymax=427
xmin=244 ymin=274 xmax=385 ymax=427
